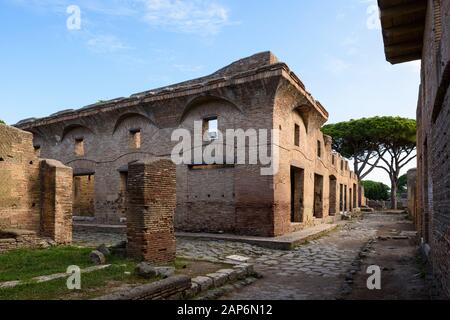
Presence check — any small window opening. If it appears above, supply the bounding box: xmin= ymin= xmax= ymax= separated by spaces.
xmin=129 ymin=129 xmax=141 ymax=149
xmin=75 ymin=138 xmax=84 ymax=156
xmin=294 ymin=124 xmax=300 ymax=147
xmin=203 ymin=117 xmax=218 ymax=141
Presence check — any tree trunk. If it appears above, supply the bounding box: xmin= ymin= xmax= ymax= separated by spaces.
xmin=390 ymin=179 xmax=398 ymax=210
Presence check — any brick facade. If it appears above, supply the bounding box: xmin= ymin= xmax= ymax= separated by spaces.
xmin=0 ymin=123 xmax=73 ymax=246
xmin=380 ymin=0 xmax=450 ymax=297
xmin=16 ymin=52 xmax=362 ymax=237
xmin=416 ymin=0 xmax=450 ymax=297
xmin=126 ymin=159 xmax=176 ymax=264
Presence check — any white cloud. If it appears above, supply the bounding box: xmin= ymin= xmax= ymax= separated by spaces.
xmin=141 ymin=0 xmax=230 ymax=36
xmin=86 ymin=34 xmax=131 ymax=53
xmin=326 ymin=56 xmax=351 ymax=74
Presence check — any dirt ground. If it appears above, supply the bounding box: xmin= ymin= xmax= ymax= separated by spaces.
xmin=344 ymin=213 xmax=433 ymax=300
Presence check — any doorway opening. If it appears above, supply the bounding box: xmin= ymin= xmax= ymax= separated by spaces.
xmin=314 ymin=174 xmax=324 ymax=218
xmin=329 ymin=175 xmax=337 ymax=216
xmin=73 ymin=174 xmax=95 ymax=217
xmin=290 ymin=166 xmax=305 ymax=223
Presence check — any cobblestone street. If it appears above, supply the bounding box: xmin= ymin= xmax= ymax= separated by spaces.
xmin=73 ymin=212 xmax=430 ymax=300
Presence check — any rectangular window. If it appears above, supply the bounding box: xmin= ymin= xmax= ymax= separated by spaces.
xmin=75 ymin=138 xmax=84 ymax=156
xmin=203 ymin=117 xmax=218 ymax=141
xmin=341 ymin=160 xmax=344 ymax=171
xmin=317 ymin=140 xmax=322 ymax=158
xmin=130 ymin=129 xmax=141 ymax=149
xmin=332 ymin=155 xmax=335 ymax=165
xmin=294 ymin=124 xmax=300 ymax=147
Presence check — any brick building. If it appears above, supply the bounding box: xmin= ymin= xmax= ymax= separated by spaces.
xmin=379 ymin=0 xmax=450 ymax=297
xmin=16 ymin=52 xmax=362 ymax=237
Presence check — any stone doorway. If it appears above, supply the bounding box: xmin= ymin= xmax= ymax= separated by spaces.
xmin=313 ymin=174 xmax=324 ymax=218
xmin=329 ymin=176 xmax=337 ymax=216
xmin=339 ymin=184 xmax=344 ymax=213
xmin=349 ymin=188 xmax=353 ymax=211
xmin=290 ymin=166 xmax=305 ymax=223
xmin=73 ymin=174 xmax=95 ymax=217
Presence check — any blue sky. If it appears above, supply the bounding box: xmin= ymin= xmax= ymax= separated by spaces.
xmin=0 ymin=0 xmax=419 ymax=184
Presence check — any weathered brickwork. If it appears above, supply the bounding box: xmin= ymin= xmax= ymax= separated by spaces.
xmin=40 ymin=159 xmax=73 ymax=244
xmin=126 ymin=159 xmax=176 ymax=264
xmin=415 ymin=0 xmax=450 ymax=297
xmin=0 ymin=124 xmax=41 ymax=231
xmin=0 ymin=124 xmax=73 ymax=247
xmin=382 ymin=0 xmax=450 ymax=297
xmin=16 ymin=52 xmax=362 ymax=237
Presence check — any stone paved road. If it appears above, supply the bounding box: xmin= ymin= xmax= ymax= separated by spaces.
xmin=74 ymin=215 xmax=381 ymax=300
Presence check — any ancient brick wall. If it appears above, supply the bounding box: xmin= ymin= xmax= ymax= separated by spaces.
xmin=126 ymin=159 xmax=176 ymax=264
xmin=0 ymin=124 xmax=41 ymax=231
xmin=0 ymin=124 xmax=73 ymax=246
xmin=416 ymin=0 xmax=450 ymax=297
xmin=40 ymin=159 xmax=73 ymax=244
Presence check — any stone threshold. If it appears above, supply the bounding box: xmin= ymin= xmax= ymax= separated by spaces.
xmin=0 ymin=265 xmax=111 ymax=289
xmin=73 ymin=222 xmax=340 ymax=250
xmin=176 ymin=223 xmax=340 ymax=250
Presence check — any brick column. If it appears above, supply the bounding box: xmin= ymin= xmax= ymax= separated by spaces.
xmin=126 ymin=159 xmax=176 ymax=264
xmin=40 ymin=159 xmax=73 ymax=244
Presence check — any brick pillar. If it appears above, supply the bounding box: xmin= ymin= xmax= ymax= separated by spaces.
xmin=126 ymin=159 xmax=176 ymax=264
xmin=40 ymin=159 xmax=73 ymax=244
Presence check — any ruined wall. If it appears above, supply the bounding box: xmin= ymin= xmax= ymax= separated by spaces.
xmin=417 ymin=0 xmax=450 ymax=297
xmin=40 ymin=159 xmax=73 ymax=244
xmin=0 ymin=124 xmax=41 ymax=231
xmin=0 ymin=124 xmax=73 ymax=245
xmin=126 ymin=159 xmax=176 ymax=264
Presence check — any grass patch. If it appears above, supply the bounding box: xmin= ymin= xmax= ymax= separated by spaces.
xmin=0 ymin=262 xmax=148 ymax=300
xmin=0 ymin=246 xmax=128 ymax=282
xmin=0 ymin=247 xmax=229 ymax=300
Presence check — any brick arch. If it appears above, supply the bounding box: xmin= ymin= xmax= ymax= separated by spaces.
xmin=293 ymin=105 xmax=311 ymax=133
xmin=178 ymin=95 xmax=245 ymax=125
xmin=61 ymin=124 xmax=94 ymax=141
xmin=112 ymin=113 xmax=157 ymax=134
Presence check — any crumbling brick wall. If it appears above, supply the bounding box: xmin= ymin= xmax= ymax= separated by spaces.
xmin=40 ymin=159 xmax=73 ymax=244
xmin=126 ymin=159 xmax=176 ymax=264
xmin=0 ymin=124 xmax=41 ymax=231
xmin=0 ymin=124 xmax=73 ymax=246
